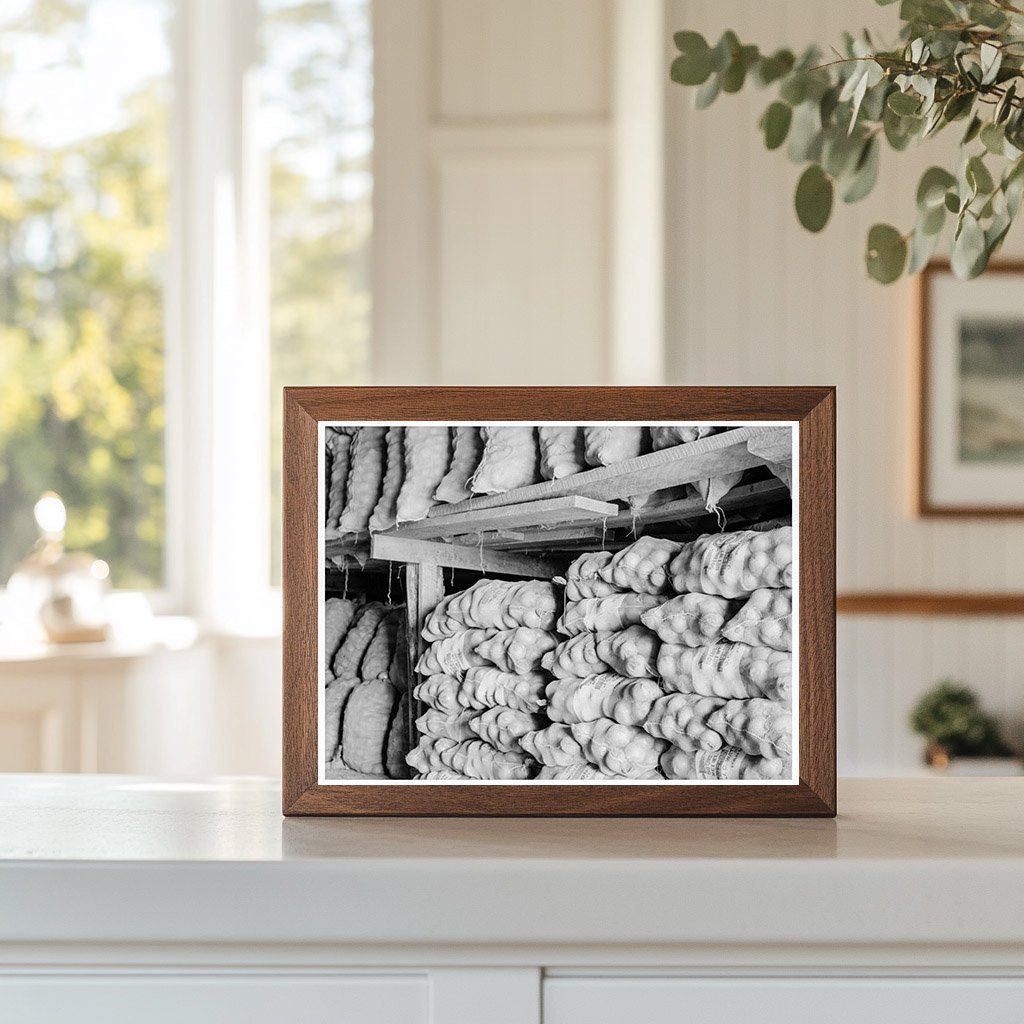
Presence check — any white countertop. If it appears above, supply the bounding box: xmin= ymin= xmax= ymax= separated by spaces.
xmin=1 ymin=775 xmax=1022 ymax=952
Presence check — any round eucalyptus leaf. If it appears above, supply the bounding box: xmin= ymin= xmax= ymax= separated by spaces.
xmin=842 ymin=137 xmax=880 ymax=203
xmin=967 ymin=155 xmax=994 ymax=196
xmin=760 ymin=101 xmax=792 ymax=150
xmin=970 ymin=1 xmax=1009 ymax=28
xmin=908 ymin=223 xmax=942 ymax=274
xmin=795 ymin=164 xmax=834 ymax=233
xmin=779 ymin=74 xmax=807 ymax=106
xmin=887 ymin=90 xmax=920 ymax=116
xmin=981 ymin=122 xmax=1005 ymax=156
xmin=866 ymin=223 xmax=907 ymax=284
xmin=917 ymin=166 xmax=957 ymax=211
xmin=944 ymin=190 xmax=960 ymax=214
xmin=710 ymin=30 xmax=740 ymax=73
xmin=884 ymin=106 xmax=916 ymax=151
xmin=943 ymin=92 xmax=974 ymax=123
xmin=754 ymin=49 xmax=795 ymax=87
xmin=671 ymin=32 xmax=712 ymax=86
xmin=787 ymin=100 xmax=823 ymax=162
xmin=996 ymin=83 xmax=1017 ymax=125
xmin=962 ymin=116 xmax=983 ymax=145
xmin=952 ymin=212 xmax=986 ymax=279
xmin=721 ymin=45 xmax=758 ymax=93
xmin=822 ymin=129 xmax=861 ymax=178
xmin=860 ymin=79 xmax=891 ymax=123
xmin=920 ymin=199 xmax=945 ymax=236
xmin=694 ymin=73 xmax=721 ymax=110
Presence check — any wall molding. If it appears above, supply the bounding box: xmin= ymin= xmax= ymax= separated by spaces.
xmin=838 ymin=593 xmax=1024 ymax=616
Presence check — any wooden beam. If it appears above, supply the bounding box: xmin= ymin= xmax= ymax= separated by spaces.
xmin=838 ymin=592 xmax=1024 ymax=616
xmin=388 ymin=494 xmax=618 ymax=539
xmin=372 ymin=534 xmax=565 ymax=578
xmin=426 ymin=425 xmax=791 ymax=514
xmin=597 ymin=478 xmax=790 ymax=531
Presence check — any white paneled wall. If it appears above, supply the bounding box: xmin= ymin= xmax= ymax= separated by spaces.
xmin=373 ymin=0 xmax=666 ymax=386
xmin=370 ymin=0 xmax=1022 ymax=774
xmin=665 ymin=0 xmax=1024 ymax=772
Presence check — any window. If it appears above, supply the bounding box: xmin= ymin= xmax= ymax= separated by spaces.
xmin=261 ymin=0 xmax=372 ymax=581
xmin=0 ymin=0 xmax=172 ymax=589
xmin=0 ymin=0 xmax=373 ymax=616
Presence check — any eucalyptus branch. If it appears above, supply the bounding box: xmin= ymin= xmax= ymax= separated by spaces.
xmin=670 ymin=0 xmax=1024 ymax=283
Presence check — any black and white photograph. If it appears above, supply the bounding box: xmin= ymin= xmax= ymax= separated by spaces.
xmin=318 ymin=422 xmax=798 ymax=785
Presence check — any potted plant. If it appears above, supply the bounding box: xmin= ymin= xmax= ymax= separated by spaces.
xmin=909 ymin=680 xmax=1020 ymax=773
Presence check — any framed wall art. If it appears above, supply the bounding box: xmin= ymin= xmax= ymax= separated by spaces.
xmin=917 ymin=261 xmax=1024 ymax=517
xmin=282 ymin=387 xmax=836 ymax=816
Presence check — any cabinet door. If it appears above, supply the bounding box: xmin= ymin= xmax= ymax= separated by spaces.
xmin=0 ymin=974 xmax=428 ymax=1024
xmin=544 ymin=977 xmax=1024 ymax=1024
xmin=0 ymin=672 xmax=82 ymax=772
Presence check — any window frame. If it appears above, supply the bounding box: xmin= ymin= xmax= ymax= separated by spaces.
xmin=165 ymin=0 xmax=280 ymax=633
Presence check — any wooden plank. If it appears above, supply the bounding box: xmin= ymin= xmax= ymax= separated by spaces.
xmin=426 ymin=425 xmax=790 ymax=515
xmin=448 ymin=526 xmax=603 ymax=551
xmin=323 ymin=528 xmax=370 ymax=544
xmin=373 ymin=534 xmax=564 ymax=578
xmin=483 ymin=528 xmax=602 ymax=552
xmin=838 ymin=592 xmax=1024 ymax=616
xmin=491 ymin=525 xmax=605 ymax=547
xmin=389 ymin=494 xmax=618 ymax=539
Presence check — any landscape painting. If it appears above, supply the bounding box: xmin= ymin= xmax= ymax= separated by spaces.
xmin=959 ymin=317 xmax=1024 ymax=464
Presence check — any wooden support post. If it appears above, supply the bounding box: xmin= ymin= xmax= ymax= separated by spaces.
xmin=403 ymin=562 xmax=446 ymax=760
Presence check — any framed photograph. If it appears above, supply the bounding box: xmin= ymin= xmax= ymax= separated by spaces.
xmin=917 ymin=261 xmax=1024 ymax=516
xmin=283 ymin=387 xmax=835 ymax=817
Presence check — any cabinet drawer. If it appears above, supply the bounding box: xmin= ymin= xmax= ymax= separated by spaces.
xmin=0 ymin=974 xmax=427 ymax=1024
xmin=544 ymin=977 xmax=1024 ymax=1024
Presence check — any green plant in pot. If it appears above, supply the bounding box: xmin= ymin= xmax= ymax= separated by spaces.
xmin=670 ymin=0 xmax=1024 ymax=283
xmin=910 ymin=680 xmax=1015 ymax=767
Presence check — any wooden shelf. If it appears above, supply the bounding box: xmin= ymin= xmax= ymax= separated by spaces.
xmin=426 ymin=425 xmax=790 ymax=516
xmin=325 ymin=436 xmax=792 ymax=577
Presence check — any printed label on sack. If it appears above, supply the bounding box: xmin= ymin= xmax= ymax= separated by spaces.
xmin=701 ymin=533 xmax=751 ymax=596
xmin=437 ymin=637 xmax=473 ymax=676
xmin=551 ymin=763 xmax=603 ymax=781
xmin=693 ymin=746 xmax=745 ymax=780
xmin=693 ymin=642 xmax=743 ymax=692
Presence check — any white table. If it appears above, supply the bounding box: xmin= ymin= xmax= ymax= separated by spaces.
xmin=1 ymin=775 xmax=1022 ymax=1023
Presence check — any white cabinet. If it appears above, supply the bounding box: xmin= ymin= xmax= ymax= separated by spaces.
xmin=0 ymin=642 xmax=211 ymax=773
xmin=0 ymin=975 xmax=428 ymax=1024
xmin=544 ymin=977 xmax=1024 ymax=1024
xmin=1 ymin=778 xmax=1022 ymax=1023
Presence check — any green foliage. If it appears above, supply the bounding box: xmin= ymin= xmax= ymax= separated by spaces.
xmin=0 ymin=0 xmax=372 ymax=588
xmin=0 ymin=4 xmax=168 ymax=588
xmin=909 ymin=680 xmax=1015 ymax=756
xmin=670 ymin=0 xmax=1024 ymax=282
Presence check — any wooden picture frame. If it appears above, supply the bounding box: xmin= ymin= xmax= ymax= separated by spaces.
xmin=283 ymin=387 xmax=836 ymax=817
xmin=916 ymin=260 xmax=1024 ymax=517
